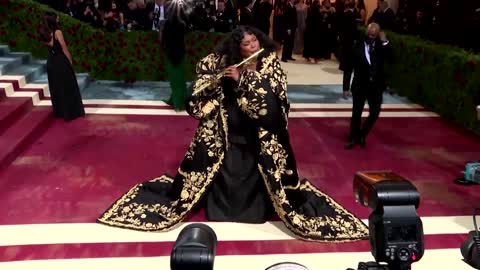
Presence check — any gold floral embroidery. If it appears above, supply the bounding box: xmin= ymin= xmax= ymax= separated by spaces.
xmin=260 ymin=132 xmax=289 ymax=182
xmin=236 ymin=53 xmax=290 ymax=123
xmin=187 ymin=54 xmax=224 ymax=120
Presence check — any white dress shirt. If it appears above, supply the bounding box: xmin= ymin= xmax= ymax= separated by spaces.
xmin=152 ymin=4 xmax=165 ymax=30
xmin=364 ymin=40 xmax=389 ymax=65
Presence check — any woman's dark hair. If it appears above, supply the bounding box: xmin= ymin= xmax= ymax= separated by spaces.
xmin=215 ymin=26 xmax=278 ymax=67
xmin=38 ymin=11 xmax=59 ymax=43
xmin=44 ymin=11 xmax=60 ymax=31
xmin=38 ymin=23 xmax=52 ymax=43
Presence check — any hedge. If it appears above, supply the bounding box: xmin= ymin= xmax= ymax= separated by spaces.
xmin=1 ymin=0 xmax=479 ymax=134
xmin=0 ymin=0 xmax=226 ymax=81
xmin=384 ymin=33 xmax=480 ymax=134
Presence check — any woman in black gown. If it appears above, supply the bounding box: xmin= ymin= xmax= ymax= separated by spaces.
xmin=39 ymin=12 xmax=85 ymax=121
xmin=318 ymin=0 xmax=336 ymax=60
xmin=272 ymin=1 xmax=285 ymax=45
xmin=97 ymin=26 xmax=368 ymax=242
xmin=303 ymin=0 xmax=323 ymax=62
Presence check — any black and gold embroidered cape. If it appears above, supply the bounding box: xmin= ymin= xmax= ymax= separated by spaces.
xmin=97 ymin=52 xmax=369 ymax=242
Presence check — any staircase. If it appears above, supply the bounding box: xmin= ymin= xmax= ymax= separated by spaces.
xmin=0 ymin=44 xmax=90 ymax=171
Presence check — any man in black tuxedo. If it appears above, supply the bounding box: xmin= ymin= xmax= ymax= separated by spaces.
xmin=281 ymin=0 xmax=297 ymax=62
xmin=213 ymin=0 xmax=234 ymax=32
xmin=239 ymin=0 xmax=255 ymax=26
xmin=345 ymin=23 xmax=391 ymax=150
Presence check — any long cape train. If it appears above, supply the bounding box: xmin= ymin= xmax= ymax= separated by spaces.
xmin=97 ymin=52 xmax=369 ymax=242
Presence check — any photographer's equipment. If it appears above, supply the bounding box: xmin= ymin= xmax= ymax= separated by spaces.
xmin=352 ymin=171 xmax=425 ymax=270
xmin=464 ymin=162 xmax=480 ymax=183
xmin=454 ymin=161 xmax=480 ymax=185
xmin=461 ymin=208 xmax=480 ymax=269
xmin=347 ymin=261 xmax=389 ymax=270
xmin=457 ymin=105 xmax=480 ymax=186
xmin=265 ymin=262 xmax=309 ymax=270
xmin=170 ymin=223 xmax=217 ymax=270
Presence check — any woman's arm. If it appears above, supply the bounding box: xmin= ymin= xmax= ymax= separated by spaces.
xmin=236 ymin=54 xmax=289 ymax=132
xmin=54 ymin=30 xmax=73 ymax=64
xmin=119 ymin=12 xmax=124 ymax=25
xmin=186 ymin=54 xmax=223 ymax=120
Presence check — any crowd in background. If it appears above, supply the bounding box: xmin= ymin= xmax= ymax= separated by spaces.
xmin=38 ymin=0 xmax=480 ymax=53
xmin=37 ymin=0 xmax=238 ymax=32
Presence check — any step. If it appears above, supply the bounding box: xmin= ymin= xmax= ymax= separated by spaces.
xmin=0 ymin=96 xmax=32 ymax=134
xmin=0 ymin=45 xmax=9 ymax=57
xmin=0 ymin=57 xmax=23 ymax=75
xmin=8 ymin=52 xmax=32 ymax=64
xmin=32 ymin=72 xmax=90 ymax=91
xmin=0 ymin=85 xmax=6 ymax=101
xmin=3 ymin=62 xmax=46 ymax=85
xmin=0 ymin=82 xmax=15 ymax=102
xmin=77 ymin=73 xmax=90 ymax=91
xmin=0 ymin=106 xmax=53 ymax=171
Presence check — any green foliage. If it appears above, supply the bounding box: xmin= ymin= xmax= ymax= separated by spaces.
xmin=384 ymin=32 xmax=480 ymax=134
xmin=0 ymin=0 xmax=226 ymax=81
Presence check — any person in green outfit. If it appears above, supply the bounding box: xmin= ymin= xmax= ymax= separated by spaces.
xmin=162 ymin=3 xmax=189 ymax=111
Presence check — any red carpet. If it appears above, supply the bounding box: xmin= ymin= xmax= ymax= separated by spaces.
xmin=0 ymin=101 xmax=52 ymax=171
xmin=0 ymin=115 xmax=479 ymax=225
xmin=0 ymin=113 xmax=478 ymax=269
xmin=0 ymin=96 xmax=32 ymax=134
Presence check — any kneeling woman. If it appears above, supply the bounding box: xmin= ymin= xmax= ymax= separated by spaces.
xmin=98 ymin=26 xmax=368 ymax=242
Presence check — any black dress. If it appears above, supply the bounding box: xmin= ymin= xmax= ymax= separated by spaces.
xmin=303 ymin=5 xmax=323 ymax=59
xmin=47 ymin=37 xmax=85 ymax=121
xmin=318 ymin=8 xmax=336 ymax=59
xmin=338 ymin=9 xmax=358 ymax=71
xmin=205 ymin=77 xmax=274 ymax=223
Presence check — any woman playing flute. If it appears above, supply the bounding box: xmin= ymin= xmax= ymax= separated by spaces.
xmin=97 ymin=26 xmax=368 ymax=242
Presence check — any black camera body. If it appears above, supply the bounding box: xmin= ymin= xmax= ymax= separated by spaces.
xmin=351 ymin=171 xmax=425 ymax=270
xmin=348 ymin=261 xmax=390 ymax=270
xmin=368 ymin=204 xmax=424 ymax=268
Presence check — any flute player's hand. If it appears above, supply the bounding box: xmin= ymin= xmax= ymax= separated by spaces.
xmin=224 ymin=66 xmax=240 ymax=82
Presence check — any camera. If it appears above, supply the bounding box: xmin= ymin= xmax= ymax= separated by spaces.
xmin=348 ymin=171 xmax=425 ymax=270
xmin=170 ymin=223 xmax=311 ymax=270
xmin=170 ymin=223 xmax=217 ymax=270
